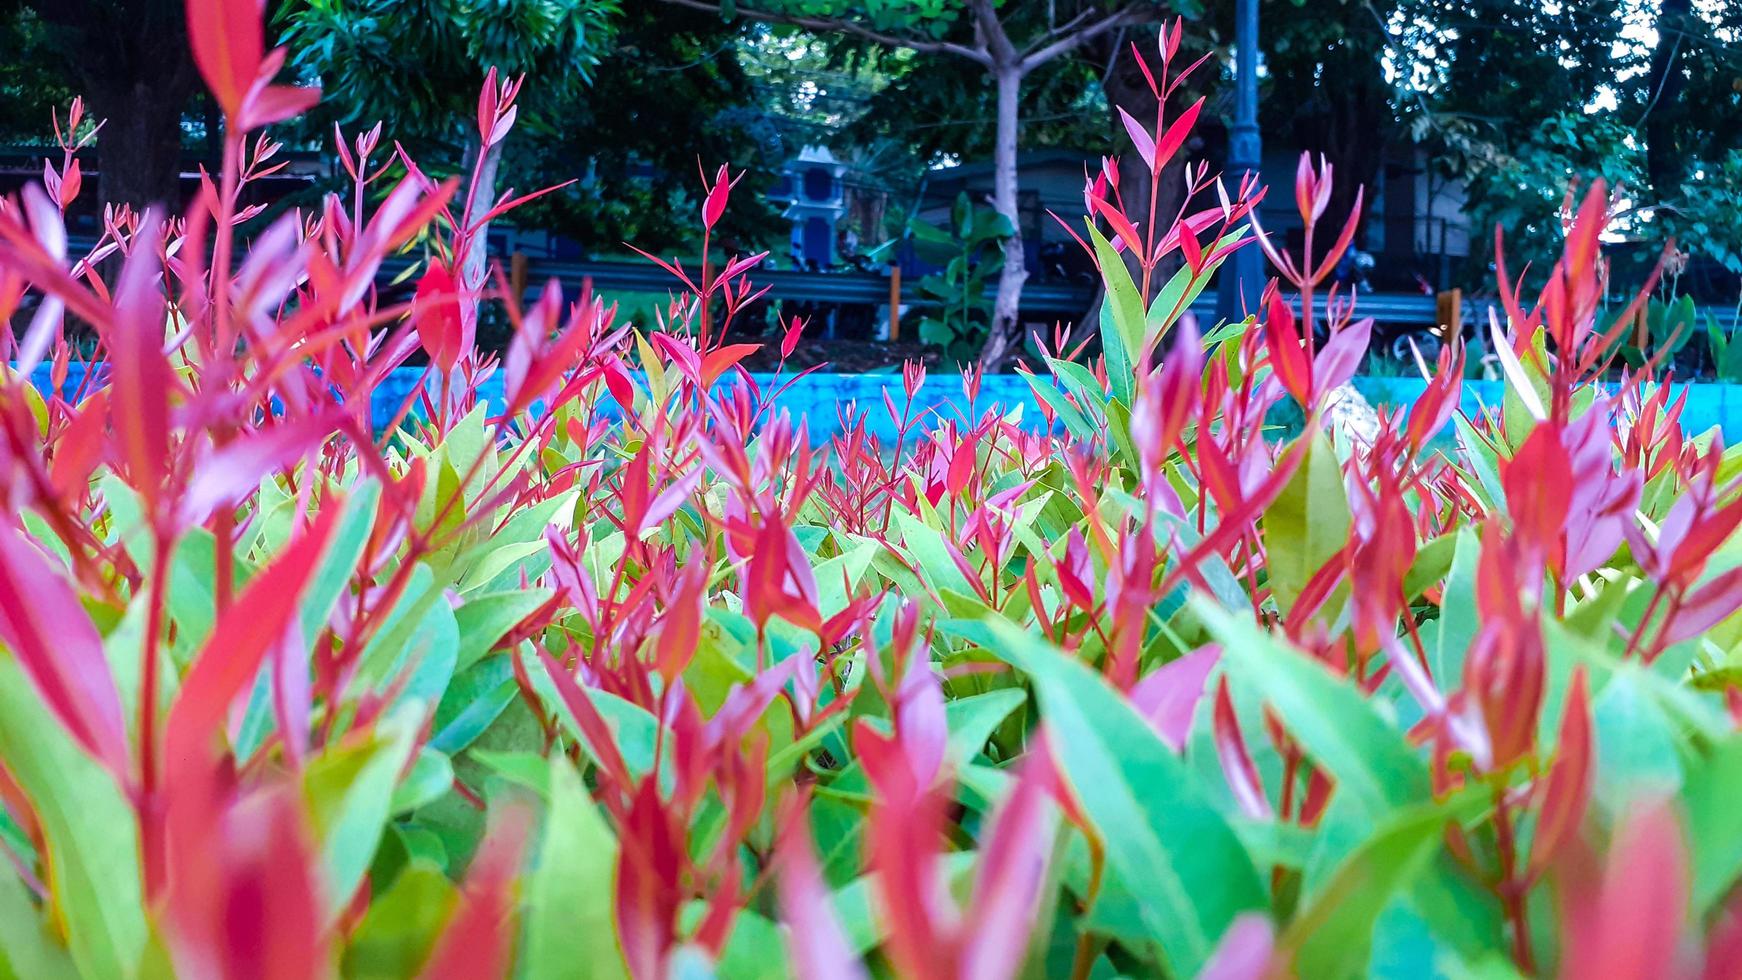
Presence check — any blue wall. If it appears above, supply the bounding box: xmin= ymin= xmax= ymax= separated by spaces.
xmin=22 ymin=364 xmax=1741 ymax=446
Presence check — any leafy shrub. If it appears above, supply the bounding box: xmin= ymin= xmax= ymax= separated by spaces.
xmin=2 ymin=7 xmax=1741 ymax=979
xmin=908 ymin=191 xmax=1014 ymax=361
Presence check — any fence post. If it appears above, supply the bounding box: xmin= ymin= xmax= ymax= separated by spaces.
xmin=888 ymin=263 xmax=901 ymax=342
xmin=1435 ymin=288 xmax=1462 ymax=340
xmin=510 ymin=252 xmax=527 ymax=305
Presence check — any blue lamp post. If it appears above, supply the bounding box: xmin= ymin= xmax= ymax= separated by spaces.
xmin=1217 ymin=0 xmax=1265 ymax=325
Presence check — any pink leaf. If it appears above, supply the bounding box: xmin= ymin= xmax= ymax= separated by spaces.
xmin=0 ymin=523 xmax=129 ymax=781
xmin=1199 ymin=913 xmax=1278 ymax=980
xmin=961 ymin=756 xmax=1059 ymax=979
xmin=776 ymin=801 xmax=868 ymax=980
xmin=1117 ymin=107 xmax=1156 ymax=171
xmin=1561 ymin=801 xmax=1689 ymax=979
xmin=420 ymin=804 xmax=533 ymax=980
xmin=1128 ymin=646 xmax=1218 ymax=751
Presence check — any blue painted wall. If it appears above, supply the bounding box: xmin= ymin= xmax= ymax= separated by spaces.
xmin=21 ymin=363 xmax=1740 ymax=446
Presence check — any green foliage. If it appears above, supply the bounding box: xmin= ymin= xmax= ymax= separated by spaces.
xmin=909 ymin=191 xmax=1013 ymax=361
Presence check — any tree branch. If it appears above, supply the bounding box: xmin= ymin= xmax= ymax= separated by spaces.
xmin=651 ymin=0 xmax=993 ymax=66
xmin=1021 ymin=7 xmax=1095 ymax=58
xmin=1020 ymin=6 xmax=1150 ymax=75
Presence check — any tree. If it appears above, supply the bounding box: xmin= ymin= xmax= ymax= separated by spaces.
xmin=654 ymin=0 xmax=1171 ymax=369
xmin=509 ymin=2 xmax=786 ymax=255
xmin=1382 ymin=0 xmax=1742 ymax=293
xmin=281 ymin=0 xmax=620 ymax=284
xmin=2 ymin=0 xmax=200 ymax=208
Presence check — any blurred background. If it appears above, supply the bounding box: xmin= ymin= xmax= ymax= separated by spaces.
xmin=6 ymin=0 xmax=1736 ymax=372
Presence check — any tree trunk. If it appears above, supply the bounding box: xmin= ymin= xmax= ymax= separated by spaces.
xmin=461 ymin=138 xmax=505 ymax=296
xmin=977 ymin=63 xmax=1030 ymax=372
xmin=1644 ymin=0 xmax=1691 ymax=200
xmin=34 ymin=0 xmax=199 ymax=211
xmin=85 ymin=77 xmax=194 ymax=211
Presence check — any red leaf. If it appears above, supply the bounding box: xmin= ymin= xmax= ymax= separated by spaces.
xmin=420 ymin=804 xmax=532 ymax=980
xmin=1262 ymin=290 xmax=1312 ymax=407
xmin=1502 ymin=424 xmax=1572 ymax=563
xmin=1129 ymin=646 xmax=1218 ymax=751
xmin=163 ymin=503 xmax=341 ymax=775
xmin=1310 ymin=317 xmax=1372 ymax=397
xmin=413 ymin=262 xmax=465 ymax=373
xmin=1406 ymin=346 xmax=1464 ymax=452
xmin=961 ymin=755 xmax=1059 ymax=979
xmin=1199 ymin=913 xmax=1278 ymax=980
xmin=1661 ymin=567 xmax=1742 ymax=649
xmin=239 ymin=83 xmax=321 ymax=132
xmin=1530 ymin=666 xmax=1592 ymax=876
xmin=1213 ymin=677 xmax=1272 ymax=819
xmin=1311 ymin=187 xmax=1366 ymax=284
xmin=649 ymin=332 xmax=702 ymax=385
xmin=854 ymin=717 xmax=955 ymax=979
xmin=1154 ymin=97 xmax=1205 ymax=170
xmin=184 ymin=0 xmax=264 ymax=119
xmin=108 ymin=212 xmax=174 ymax=514
xmin=533 ymin=648 xmax=632 ymax=790
xmin=181 ymin=415 xmax=335 ymax=525
xmin=743 ymin=519 xmax=821 ymax=634
xmin=703 ymin=164 xmax=733 ymax=229
xmin=0 ymin=522 xmax=129 ymax=781
xmin=781 ymin=316 xmax=806 ymax=359
xmin=655 ymin=562 xmax=706 ymax=685
xmin=616 ymin=778 xmax=685 ymax=979
xmin=165 ymin=787 xmax=325 ymax=980
xmin=700 ymin=343 xmax=761 ymax=387
xmin=1089 ymin=194 xmax=1143 ymax=258
xmin=50 ymin=390 xmax=109 ymax=499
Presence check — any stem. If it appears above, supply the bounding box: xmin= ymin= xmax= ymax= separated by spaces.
xmin=1493 ymin=792 xmax=1537 ymax=974
xmin=213 ymin=505 xmax=234 ymax=613
xmin=136 ymin=532 xmax=174 ymax=898
xmin=211 ymin=132 xmax=242 ymax=356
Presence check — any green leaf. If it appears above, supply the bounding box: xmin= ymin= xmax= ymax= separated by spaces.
xmin=1262 ymin=430 xmax=1350 ymax=615
xmin=0 ymin=655 xmax=145 ymax=978
xmin=1453 ymin=416 xmax=1507 ymax=517
xmin=525 ymin=758 xmax=628 ymax=978
xmin=300 ymin=479 xmax=380 ymax=646
xmin=1024 ymin=375 xmax=1100 ymax=443
xmin=893 ymin=511 xmax=977 ymax=598
xmin=1201 ymin=602 xmax=1428 ymax=817
xmin=1431 ymin=527 xmax=1481 ymax=683
xmin=453 ymin=589 xmax=553 ymax=672
xmin=302 ymin=714 xmax=418 ymax=921
xmin=986 ymin=620 xmax=1265 ymax=975
xmin=1590 ymin=665 xmax=1683 ymax=815
xmin=1683 ymin=736 xmax=1742 ymax=913
xmin=391 ymin=749 xmax=454 ymax=814
xmin=431 ymin=656 xmax=518 ymax=754
xmin=1089 ymin=224 xmax=1144 ymax=406
xmin=341 ymin=862 xmax=456 ymax=979
xmin=0 ymin=862 xmax=77 ymax=979
xmin=1283 ymin=803 xmax=1455 ymax=977
xmin=812 ymin=539 xmax=879 ymax=620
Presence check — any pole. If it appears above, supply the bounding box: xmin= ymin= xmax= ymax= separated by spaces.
xmin=1217 ymin=0 xmax=1265 ymax=326
xmin=888 ymin=263 xmax=902 ymax=341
